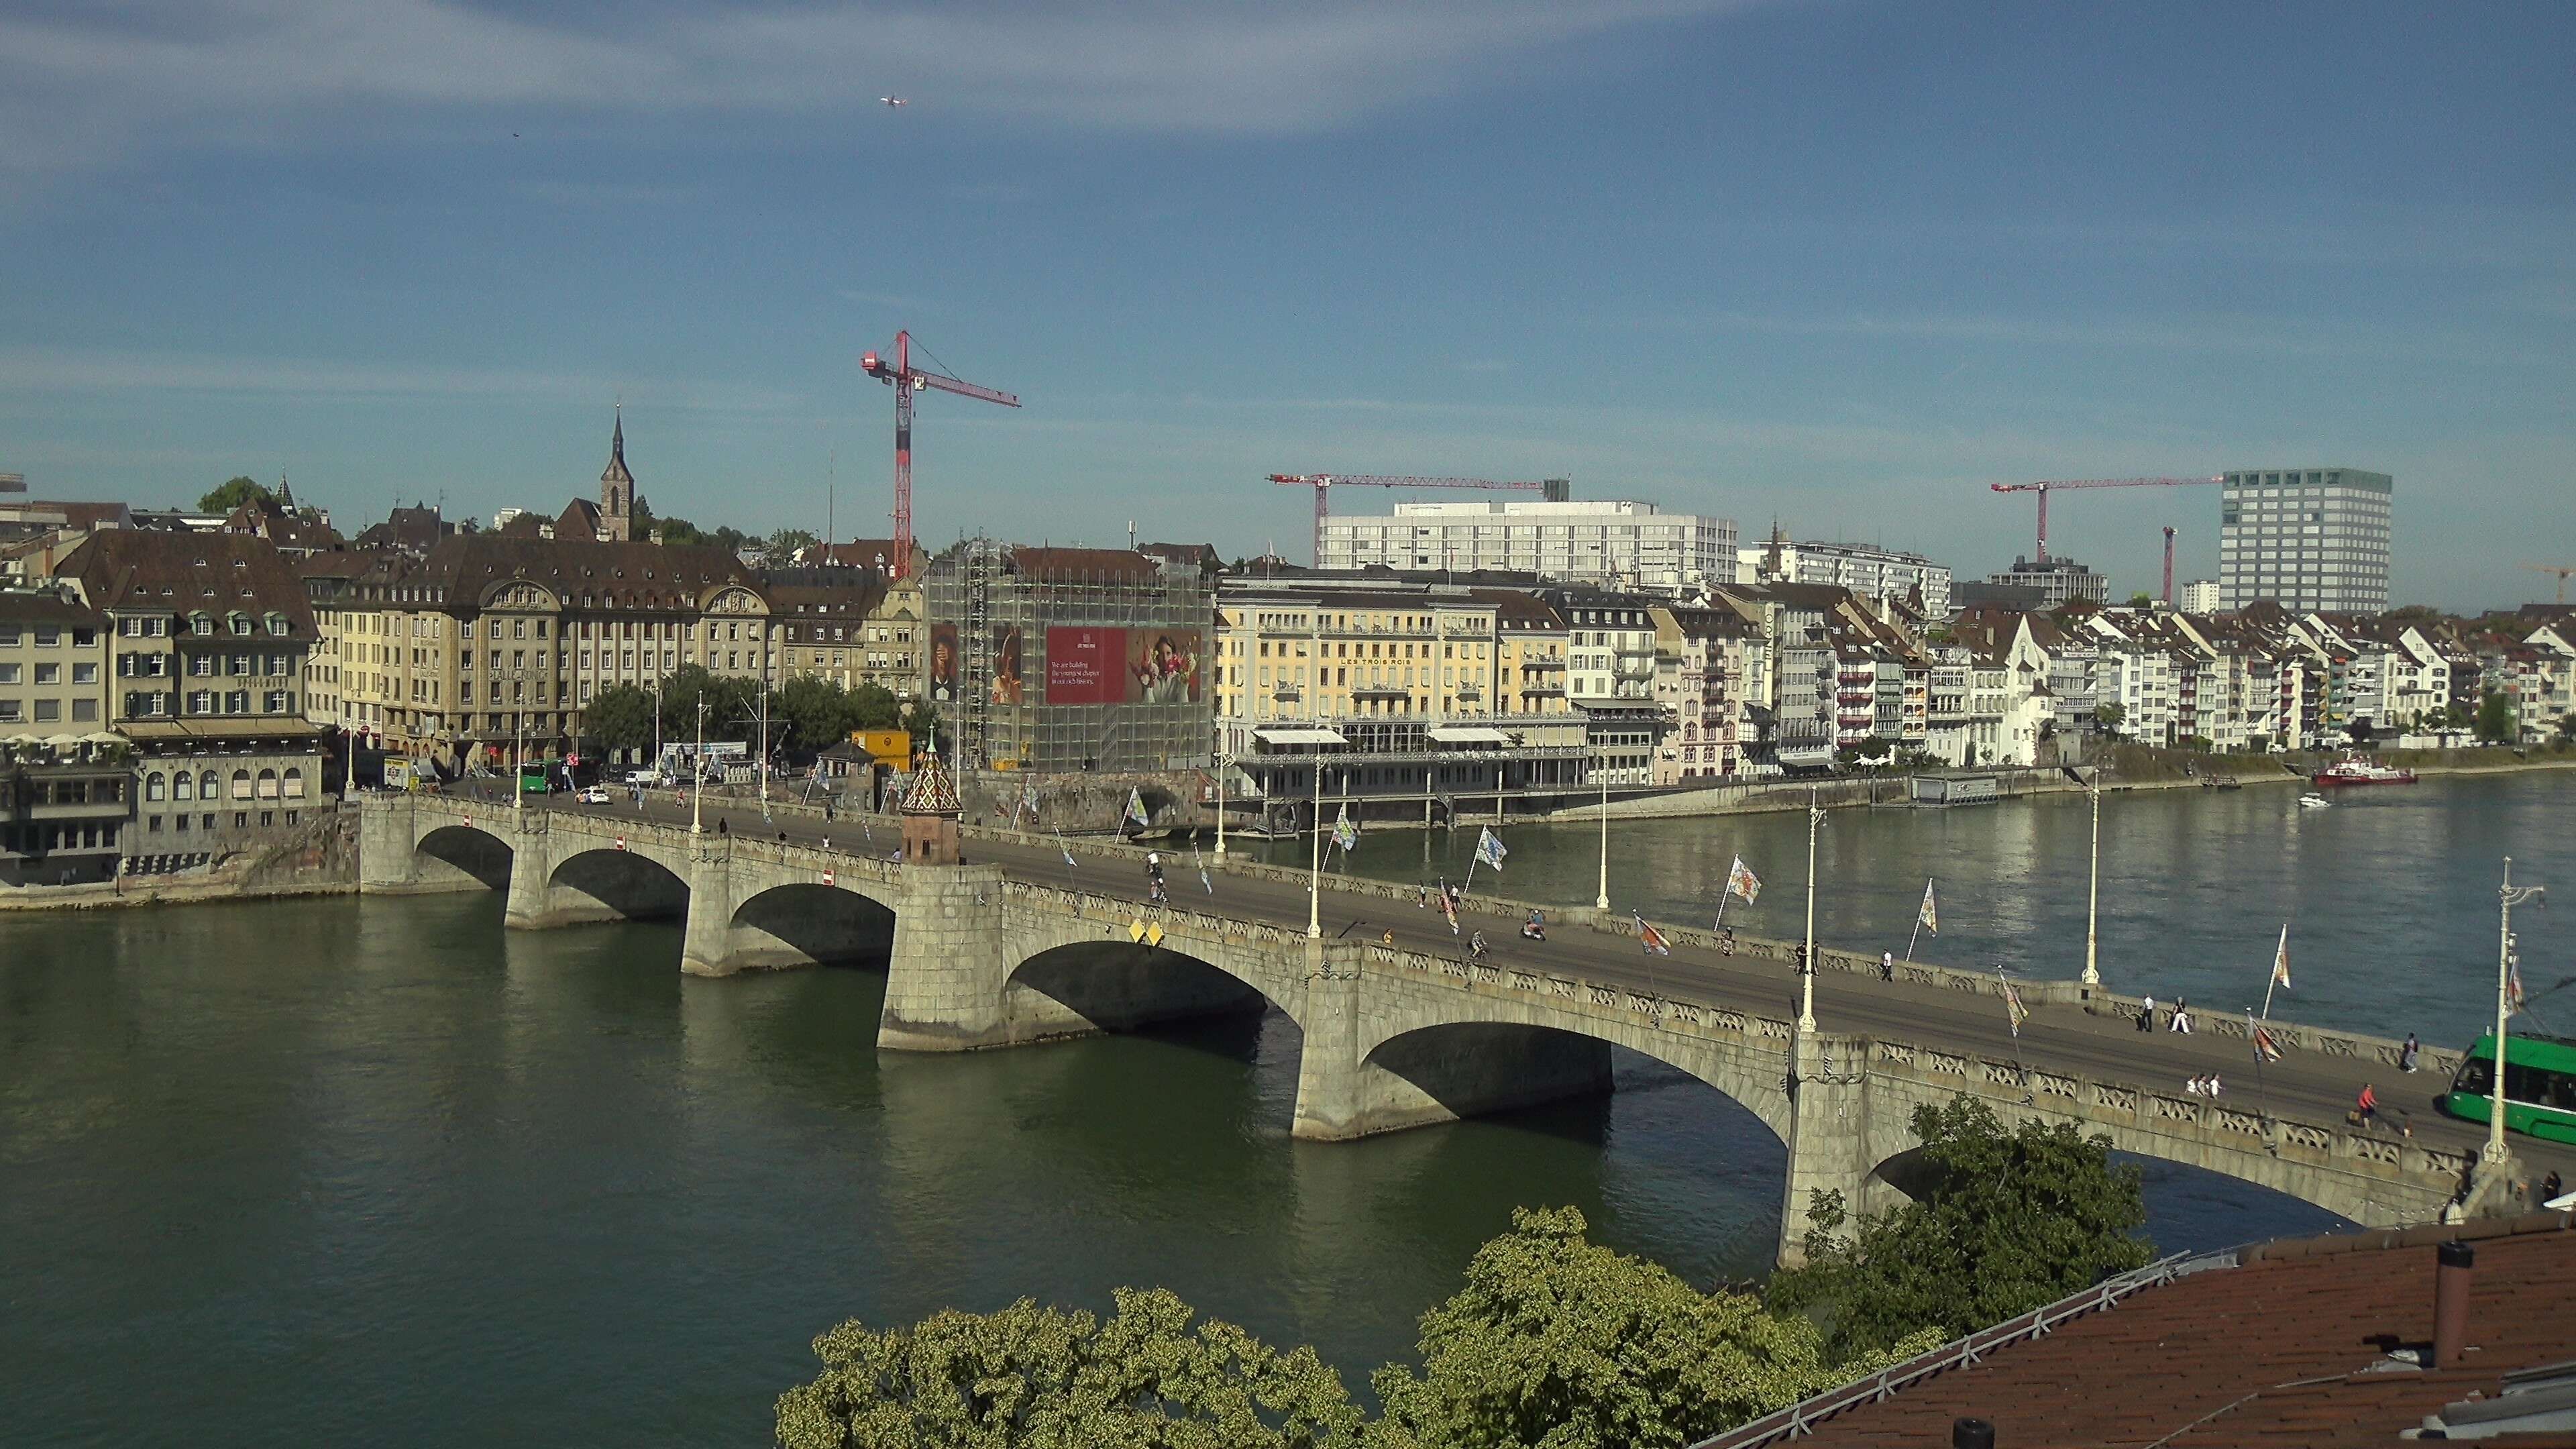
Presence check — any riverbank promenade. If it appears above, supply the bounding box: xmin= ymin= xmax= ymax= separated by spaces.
xmin=359 ymin=792 xmax=2570 ymax=1265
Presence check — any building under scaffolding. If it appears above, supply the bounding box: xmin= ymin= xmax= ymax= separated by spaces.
xmin=923 ymin=540 xmax=1214 ymax=773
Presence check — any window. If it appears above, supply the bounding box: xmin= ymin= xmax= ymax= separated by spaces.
xmin=34 ymin=699 xmax=60 ymax=722
xmin=34 ymin=663 xmax=59 ymax=685
xmin=71 ymin=699 xmax=97 ymax=722
xmin=257 ymin=769 xmax=278 ymax=800
xmin=231 ymin=769 xmax=252 ymax=801
xmin=267 ymin=613 xmax=290 ymax=635
xmin=146 ymin=773 xmax=166 ymax=802
xmin=0 ymin=663 xmax=15 ymax=684
xmin=72 ymin=662 xmax=97 ymax=684
xmin=0 ymin=701 xmax=17 ymax=723
xmin=284 ymin=768 xmax=305 ymax=799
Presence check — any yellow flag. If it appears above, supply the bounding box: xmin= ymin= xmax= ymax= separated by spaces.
xmin=1919 ymin=879 xmax=1939 ymax=935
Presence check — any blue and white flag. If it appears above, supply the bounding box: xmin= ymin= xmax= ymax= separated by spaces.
xmin=1475 ymin=827 xmax=1508 ymax=872
xmin=1124 ymin=789 xmax=1150 ymax=828
xmin=1331 ymin=805 xmax=1360 ymax=855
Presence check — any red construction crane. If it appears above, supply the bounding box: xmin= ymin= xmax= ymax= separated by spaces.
xmin=1267 ymin=474 xmax=1566 ymax=563
xmin=1988 ymin=476 xmax=2221 ymax=562
xmin=861 ymin=331 xmax=1020 ymax=578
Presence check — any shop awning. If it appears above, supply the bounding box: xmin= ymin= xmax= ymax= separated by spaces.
xmin=1252 ymin=727 xmax=1350 ymax=747
xmin=1426 ymin=725 xmax=1511 ymax=744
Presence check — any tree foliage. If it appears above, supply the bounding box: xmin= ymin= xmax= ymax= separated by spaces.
xmin=657 ymin=663 xmax=767 ymax=747
xmin=1768 ymin=1095 xmax=2153 ymax=1361
xmin=653 ymin=513 xmax=753 ymax=553
xmin=901 ymin=699 xmax=941 ymax=749
xmin=763 ymin=527 xmax=821 ymax=567
xmin=775 ymin=1285 xmax=1363 ymax=1449
xmin=199 ymin=476 xmax=271 ymax=513
xmin=1366 ymin=1207 xmax=1925 ymax=1449
xmin=584 ymin=683 xmax=660 ymax=754
xmin=2475 ymin=690 xmax=2517 ymax=745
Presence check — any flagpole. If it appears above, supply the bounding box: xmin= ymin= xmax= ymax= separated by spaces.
xmin=2082 ymin=769 xmax=2102 ymax=988
xmin=1907 ymin=876 xmax=1931 ymax=962
xmin=1594 ymin=760 xmax=1610 ymax=912
xmin=2261 ymin=924 xmax=2285 ymax=1019
xmin=1800 ymin=786 xmax=1820 ymax=1034
xmin=1306 ymin=759 xmax=1322 ymax=940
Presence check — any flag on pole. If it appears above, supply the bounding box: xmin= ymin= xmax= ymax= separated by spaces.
xmin=1124 ymin=789 xmax=1150 ymax=828
xmin=1439 ymin=888 xmax=1460 ymax=936
xmin=1635 ymin=912 xmax=1672 ymax=956
xmin=2251 ymin=1021 xmax=2284 ymax=1063
xmin=1475 ymin=826 xmax=1509 ymax=873
xmin=2270 ymin=926 xmax=2292 ymax=993
xmin=1332 ymin=805 xmax=1360 ymax=855
xmin=1725 ymin=855 xmax=1762 ymax=904
xmin=1918 ymin=879 xmax=1939 ymax=935
xmin=1191 ymin=844 xmax=1213 ymax=895
xmin=2510 ymin=956 xmax=2527 ymax=1016
xmin=1998 ymin=971 xmax=2028 ymax=1038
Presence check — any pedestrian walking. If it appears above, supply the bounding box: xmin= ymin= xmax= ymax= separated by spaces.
xmin=2353 ymin=1082 xmax=2378 ymax=1128
xmin=2543 ymin=1170 xmax=2565 ymax=1207
xmin=2400 ymin=1033 xmax=2420 ymax=1073
xmin=717 ymin=817 xmax=728 ymax=836
xmin=1881 ymin=949 xmax=1894 ymax=982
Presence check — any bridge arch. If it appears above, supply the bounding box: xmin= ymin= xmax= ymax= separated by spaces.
xmin=724 ymin=881 xmax=899 ymax=971
xmin=543 ymin=845 xmax=692 ymax=926
xmin=1000 ymin=935 xmax=1282 ymax=1042
xmin=414 ymin=822 xmax=514 ymax=892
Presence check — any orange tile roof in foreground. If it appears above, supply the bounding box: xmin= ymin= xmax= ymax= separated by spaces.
xmin=1705 ymin=1210 xmax=2576 ymax=1449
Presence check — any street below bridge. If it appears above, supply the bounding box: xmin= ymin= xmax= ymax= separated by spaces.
xmin=496 ymin=786 xmax=2574 ymax=1195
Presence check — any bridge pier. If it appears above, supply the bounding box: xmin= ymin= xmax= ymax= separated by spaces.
xmin=358 ymin=794 xmax=492 ymax=894
xmin=878 ymin=865 xmax=1019 ymax=1050
xmin=502 ymin=823 xmax=556 ymax=929
xmin=1778 ymin=1030 xmax=1879 ymax=1269
xmin=679 ymin=849 xmax=739 ymax=977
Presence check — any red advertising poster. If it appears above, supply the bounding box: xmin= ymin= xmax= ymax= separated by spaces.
xmin=1044 ymin=627 xmax=1125 ymax=704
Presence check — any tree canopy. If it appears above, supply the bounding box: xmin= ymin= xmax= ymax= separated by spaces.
xmin=199 ymin=476 xmax=271 ymax=513
xmin=584 ymin=683 xmax=659 ymax=754
xmin=775 ymin=1286 xmax=1363 ymax=1449
xmin=1368 ymin=1206 xmax=1927 ymax=1449
xmin=2475 ymin=690 xmax=2517 ymax=745
xmin=1768 ymin=1095 xmax=2153 ymax=1361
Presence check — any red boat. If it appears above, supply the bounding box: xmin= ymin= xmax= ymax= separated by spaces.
xmin=2312 ymin=754 xmax=2418 ymax=786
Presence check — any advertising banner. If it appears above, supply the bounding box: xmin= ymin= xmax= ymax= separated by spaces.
xmin=1126 ymin=628 xmax=1201 ymax=704
xmin=990 ymin=627 xmax=1024 ymax=705
xmin=1044 ymin=627 xmax=1125 ymax=704
xmin=928 ymin=623 xmax=960 ymax=704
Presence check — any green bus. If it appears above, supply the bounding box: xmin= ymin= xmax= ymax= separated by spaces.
xmin=2437 ymin=1033 xmax=2576 ymax=1146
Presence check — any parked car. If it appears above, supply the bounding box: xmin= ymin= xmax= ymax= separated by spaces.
xmin=576 ymin=787 xmax=611 ymax=805
xmin=623 ymin=769 xmax=659 ymax=788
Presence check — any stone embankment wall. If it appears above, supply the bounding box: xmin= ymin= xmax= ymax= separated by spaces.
xmin=0 ymin=808 xmax=358 ymax=912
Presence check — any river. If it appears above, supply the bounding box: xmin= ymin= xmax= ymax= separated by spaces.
xmin=4 ymin=774 xmax=2567 ymax=1447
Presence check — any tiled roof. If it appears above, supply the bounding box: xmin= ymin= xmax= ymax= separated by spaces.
xmin=1769 ymin=1212 xmax=2576 ymax=1449
xmin=0 ymin=588 xmax=104 ymax=627
xmin=53 ymin=529 xmax=319 ymax=639
xmin=354 ymin=535 xmax=760 ymax=612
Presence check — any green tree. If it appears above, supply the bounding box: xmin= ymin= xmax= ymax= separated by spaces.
xmin=584 ymin=683 xmax=660 ymax=755
xmin=199 ymin=476 xmax=271 ymax=513
xmin=2474 ymin=690 xmax=2516 ymax=745
xmin=2127 ymin=592 xmax=2155 ymax=608
xmin=775 ymin=1285 xmax=1362 ymax=1449
xmin=776 ymin=675 xmax=858 ymax=754
xmin=1368 ymin=1206 xmax=1925 ymax=1449
xmin=1769 ymin=1095 xmax=2153 ymax=1362
xmin=2094 ymin=701 xmax=2126 ymax=730
xmin=848 ymin=682 xmax=902 ymax=731
xmin=763 ymin=527 xmax=821 ymax=568
xmin=2556 ymin=712 xmax=2575 ymax=747
xmin=901 ymin=699 xmax=940 ymax=749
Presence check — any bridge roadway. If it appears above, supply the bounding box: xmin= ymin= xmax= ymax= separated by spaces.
xmin=366 ymin=790 xmax=2571 ymax=1259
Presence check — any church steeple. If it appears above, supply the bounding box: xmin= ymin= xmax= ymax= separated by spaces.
xmin=599 ymin=406 xmax=634 ymax=541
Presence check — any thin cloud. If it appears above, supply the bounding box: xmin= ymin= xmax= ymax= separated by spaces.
xmin=0 ymin=0 xmax=1762 ymax=179
xmin=1632 ymin=308 xmax=2563 ymax=368
xmin=0 ymin=345 xmax=804 ymax=414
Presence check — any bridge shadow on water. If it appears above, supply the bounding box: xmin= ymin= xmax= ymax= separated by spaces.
xmin=418 ymin=824 xmax=513 ymax=891
xmin=1010 ymin=942 xmax=1273 ymax=1039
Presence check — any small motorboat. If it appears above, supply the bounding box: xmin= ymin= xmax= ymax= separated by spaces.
xmin=2298 ymin=792 xmax=2333 ymax=810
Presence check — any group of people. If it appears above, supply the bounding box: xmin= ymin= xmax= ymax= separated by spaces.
xmin=2184 ymin=1073 xmax=2225 ymax=1097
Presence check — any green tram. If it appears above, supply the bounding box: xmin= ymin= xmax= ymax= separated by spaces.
xmin=2437 ymin=1033 xmax=2576 ymax=1145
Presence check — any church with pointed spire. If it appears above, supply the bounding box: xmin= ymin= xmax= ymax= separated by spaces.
xmin=552 ymin=408 xmax=645 ymax=543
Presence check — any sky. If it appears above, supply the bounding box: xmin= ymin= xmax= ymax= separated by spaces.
xmin=1 ymin=0 xmax=2569 ymax=610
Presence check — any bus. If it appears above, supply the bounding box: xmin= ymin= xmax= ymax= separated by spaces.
xmin=2436 ymin=1033 xmax=2576 ymax=1145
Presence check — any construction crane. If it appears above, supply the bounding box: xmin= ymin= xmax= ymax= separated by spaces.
xmin=2524 ymin=563 xmax=2576 ymax=604
xmin=861 ymin=331 xmax=1020 ymax=579
xmin=1988 ymin=476 xmax=2222 ymax=562
xmin=1267 ymin=474 xmax=1569 ymax=564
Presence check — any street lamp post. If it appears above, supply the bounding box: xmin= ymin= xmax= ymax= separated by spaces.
xmin=2081 ymin=767 xmax=2103 ymax=989
xmin=1594 ymin=751 xmax=1610 ymax=912
xmin=1306 ymin=757 xmax=1323 ymax=938
xmin=2490 ymin=857 xmax=2547 ymax=1166
xmin=1214 ymin=750 xmax=1228 ymax=858
xmin=690 ymin=698 xmax=708 ymax=835
xmin=513 ymin=714 xmax=525 ymax=813
xmin=1800 ymin=786 xmax=1821 ymax=1033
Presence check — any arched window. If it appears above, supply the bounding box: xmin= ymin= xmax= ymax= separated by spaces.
xmin=256 ymin=768 xmax=278 ymax=800
xmin=230 ymin=769 xmax=252 ymax=801
xmin=173 ymin=772 xmax=193 ymax=801
xmin=199 ymin=770 xmax=219 ymax=800
xmin=283 ymin=768 xmax=305 ymax=798
xmin=146 ymin=772 xmax=166 ymax=802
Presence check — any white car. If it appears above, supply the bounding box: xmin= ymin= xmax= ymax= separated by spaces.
xmin=575 ymin=787 xmax=611 ymax=805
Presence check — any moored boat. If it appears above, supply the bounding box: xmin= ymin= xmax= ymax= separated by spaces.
xmin=2312 ymin=754 xmax=2417 ymax=786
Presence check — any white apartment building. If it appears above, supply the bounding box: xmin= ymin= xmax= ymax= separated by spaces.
xmin=2219 ymin=467 xmax=2393 ymax=614
xmin=1739 ymin=539 xmax=1951 ymax=618
xmin=2180 ymin=579 xmax=2221 ymax=614
xmin=1319 ymin=499 xmax=1737 ymax=595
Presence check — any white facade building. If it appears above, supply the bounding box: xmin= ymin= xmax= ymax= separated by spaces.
xmin=1739 ymin=539 xmax=1951 ymax=617
xmin=2180 ymin=579 xmax=2221 ymax=614
xmin=1320 ymin=499 xmax=1737 ymax=595
xmin=2219 ymin=467 xmax=2393 ymax=614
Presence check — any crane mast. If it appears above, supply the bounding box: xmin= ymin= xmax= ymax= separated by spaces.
xmin=861 ymin=331 xmax=1020 ymax=579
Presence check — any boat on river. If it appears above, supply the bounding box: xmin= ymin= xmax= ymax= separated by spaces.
xmin=2298 ymin=792 xmax=2333 ymax=810
xmin=2312 ymin=754 xmax=2418 ymax=786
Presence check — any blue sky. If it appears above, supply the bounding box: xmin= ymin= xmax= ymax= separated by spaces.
xmin=1 ymin=1 xmax=2569 ymax=608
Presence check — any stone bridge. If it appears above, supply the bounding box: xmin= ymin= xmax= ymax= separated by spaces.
xmin=358 ymin=795 xmax=2486 ymax=1263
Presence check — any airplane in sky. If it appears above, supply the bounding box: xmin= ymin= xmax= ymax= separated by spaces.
xmin=879 ymin=97 xmax=908 ymax=108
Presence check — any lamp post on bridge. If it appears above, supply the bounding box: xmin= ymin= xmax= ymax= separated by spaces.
xmin=1213 ymin=749 xmax=1228 ymax=859
xmin=1799 ymin=785 xmax=1821 ymax=1034
xmin=1306 ymin=755 xmax=1323 ymax=939
xmin=690 ymin=697 xmax=708 ymax=836
xmin=2489 ymin=857 xmax=2546 ymax=1167
xmin=1594 ymin=751 xmax=1609 ymax=912
xmin=2082 ymin=765 xmax=2102 ymax=989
